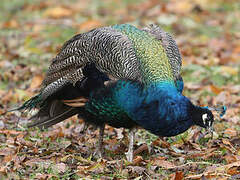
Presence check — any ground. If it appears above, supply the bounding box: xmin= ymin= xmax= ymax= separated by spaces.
xmin=0 ymin=0 xmax=240 ymax=179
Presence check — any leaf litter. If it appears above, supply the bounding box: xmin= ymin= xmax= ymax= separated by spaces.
xmin=0 ymin=0 xmax=240 ymax=179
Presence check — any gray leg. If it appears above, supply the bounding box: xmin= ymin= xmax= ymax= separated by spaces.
xmin=96 ymin=124 xmax=105 ymax=158
xmin=125 ymin=128 xmax=136 ymax=162
xmin=82 ymin=121 xmax=90 ymax=133
xmin=79 ymin=121 xmax=89 ymax=134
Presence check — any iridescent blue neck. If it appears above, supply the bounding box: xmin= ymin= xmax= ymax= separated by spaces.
xmin=114 ymin=80 xmax=195 ymax=136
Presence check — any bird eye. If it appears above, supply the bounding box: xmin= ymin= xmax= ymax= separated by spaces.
xmin=202 ymin=113 xmax=208 ymax=126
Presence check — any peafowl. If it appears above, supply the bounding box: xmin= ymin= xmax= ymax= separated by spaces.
xmin=16 ymin=24 xmax=215 ymax=162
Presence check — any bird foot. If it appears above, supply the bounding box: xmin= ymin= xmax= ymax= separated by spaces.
xmin=92 ymin=124 xmax=105 ymax=159
xmin=125 ymin=128 xmax=136 ymax=162
xmin=125 ymin=150 xmax=133 ymax=162
xmin=79 ymin=121 xmax=90 ymax=134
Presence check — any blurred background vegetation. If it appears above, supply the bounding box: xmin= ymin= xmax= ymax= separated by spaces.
xmin=0 ymin=0 xmax=240 ymax=179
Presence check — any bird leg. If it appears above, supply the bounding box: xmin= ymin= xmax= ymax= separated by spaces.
xmin=95 ymin=124 xmax=105 ymax=158
xmin=125 ymin=128 xmax=136 ymax=162
xmin=79 ymin=121 xmax=90 ymax=134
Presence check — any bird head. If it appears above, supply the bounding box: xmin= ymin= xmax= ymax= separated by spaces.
xmin=131 ymin=83 xmax=216 ymax=137
xmin=192 ymin=107 xmax=214 ymax=133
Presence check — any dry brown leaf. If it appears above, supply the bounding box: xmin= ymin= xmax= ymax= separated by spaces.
xmin=78 ymin=20 xmax=102 ymax=32
xmin=16 ymin=137 xmax=34 ymax=147
xmin=44 ymin=6 xmax=73 ymax=18
xmin=224 ymin=128 xmax=237 ymax=138
xmin=133 ymin=156 xmax=143 ymax=165
xmin=54 ymin=163 xmax=67 ymax=174
xmin=3 ymin=154 xmax=16 ymax=163
xmin=127 ymin=165 xmax=146 ymax=175
xmin=3 ymin=19 xmax=19 ymax=28
xmin=1 ymin=90 xmax=14 ymax=104
xmin=25 ymin=158 xmax=52 ymax=168
xmin=224 ymin=155 xmax=237 ymax=164
xmin=81 ymin=159 xmax=106 ymax=173
xmin=224 ymin=161 xmax=240 ymax=170
xmin=227 ymin=85 xmax=240 ymax=94
xmin=133 ymin=144 xmax=148 ymax=156
xmin=174 ymin=171 xmax=184 ymax=180
xmin=0 ymin=129 xmax=23 ymax=135
xmin=0 ymin=166 xmax=7 ymax=174
xmin=132 ymin=0 xmax=160 ymax=13
xmin=214 ymin=91 xmax=231 ymax=105
xmin=152 ymin=158 xmax=176 ymax=169
xmin=0 ymin=147 xmax=15 ymax=156
xmin=188 ymin=161 xmax=240 ymax=178
xmin=167 ymin=0 xmax=193 ymax=14
xmin=159 ymin=139 xmax=171 ymax=148
xmin=210 ymin=85 xmax=223 ymax=95
xmin=227 ymin=166 xmax=239 ymax=176
xmin=29 ymin=74 xmax=44 ymax=90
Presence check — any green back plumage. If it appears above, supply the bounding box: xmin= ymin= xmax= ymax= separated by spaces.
xmin=112 ymin=24 xmax=175 ymax=84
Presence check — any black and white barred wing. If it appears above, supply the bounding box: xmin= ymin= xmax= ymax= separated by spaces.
xmin=43 ymin=27 xmax=142 ymax=90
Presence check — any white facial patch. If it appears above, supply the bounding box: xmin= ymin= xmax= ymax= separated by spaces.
xmin=202 ymin=113 xmax=208 ymax=125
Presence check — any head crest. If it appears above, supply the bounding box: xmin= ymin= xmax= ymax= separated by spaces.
xmin=204 ymin=105 xmax=227 ymax=117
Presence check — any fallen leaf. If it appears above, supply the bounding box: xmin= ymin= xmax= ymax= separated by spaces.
xmin=167 ymin=0 xmax=193 ymax=14
xmin=224 ymin=161 xmax=240 ymax=170
xmin=0 ymin=129 xmax=23 ymax=135
xmin=25 ymin=158 xmax=52 ymax=168
xmin=152 ymin=158 xmax=176 ymax=169
xmin=134 ymin=144 xmax=149 ymax=156
xmin=29 ymin=74 xmax=44 ymax=90
xmin=127 ymin=166 xmax=146 ymax=175
xmin=78 ymin=20 xmax=102 ymax=32
xmin=44 ymin=6 xmax=73 ymax=18
xmin=210 ymin=84 xmax=223 ymax=95
xmin=133 ymin=156 xmax=143 ymax=165
xmin=53 ymin=163 xmax=67 ymax=174
xmin=224 ymin=128 xmax=237 ymax=138
xmin=227 ymin=166 xmax=239 ymax=176
xmin=175 ymin=171 xmax=184 ymax=180
xmin=3 ymin=19 xmax=19 ymax=28
xmin=224 ymin=155 xmax=237 ymax=164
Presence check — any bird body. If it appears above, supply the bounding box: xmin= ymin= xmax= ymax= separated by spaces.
xmin=16 ymin=24 xmax=214 ymax=161
xmin=85 ymin=80 xmax=207 ymax=137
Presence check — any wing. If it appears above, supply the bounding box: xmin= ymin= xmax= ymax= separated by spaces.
xmin=18 ymin=24 xmax=180 ymax=128
xmin=42 ymin=24 xmax=182 ymax=102
xmin=142 ymin=24 xmax=183 ymax=92
xmin=41 ymin=26 xmax=143 ymax=102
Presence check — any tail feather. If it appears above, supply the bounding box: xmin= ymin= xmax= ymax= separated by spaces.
xmin=28 ymin=107 xmax=78 ymax=128
xmin=8 ymin=94 xmax=43 ymax=112
xmin=28 ymin=100 xmax=78 ymax=129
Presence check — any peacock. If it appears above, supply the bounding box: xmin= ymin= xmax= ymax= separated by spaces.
xmin=16 ymin=24 xmax=215 ymax=162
